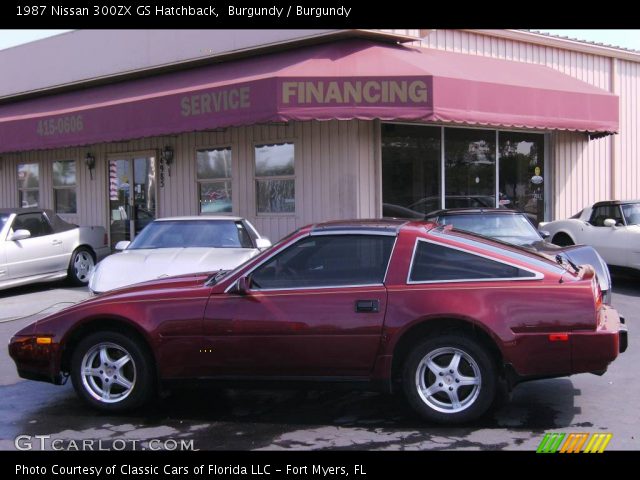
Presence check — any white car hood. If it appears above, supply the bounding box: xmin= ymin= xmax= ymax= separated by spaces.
xmin=90 ymin=247 xmax=258 ymax=292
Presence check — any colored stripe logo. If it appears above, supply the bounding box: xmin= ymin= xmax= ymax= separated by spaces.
xmin=536 ymin=433 xmax=612 ymax=453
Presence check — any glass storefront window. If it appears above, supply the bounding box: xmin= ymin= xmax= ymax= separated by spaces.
xmin=197 ymin=148 xmax=232 ymax=214
xmin=498 ymin=132 xmax=545 ymax=224
xmin=53 ymin=160 xmax=77 ymax=214
xmin=444 ymin=128 xmax=496 ymax=209
xmin=381 ymin=124 xmax=546 ymax=221
xmin=381 ymin=124 xmax=441 ymax=217
xmin=17 ymin=163 xmax=40 ymax=208
xmin=255 ymin=143 xmax=295 ymax=214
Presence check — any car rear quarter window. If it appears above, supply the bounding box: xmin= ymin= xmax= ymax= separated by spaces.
xmin=251 ymin=234 xmax=395 ymax=289
xmin=409 ymin=240 xmax=536 ymax=283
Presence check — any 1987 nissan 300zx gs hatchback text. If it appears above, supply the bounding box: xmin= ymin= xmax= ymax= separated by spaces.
xmin=9 ymin=220 xmax=627 ymax=424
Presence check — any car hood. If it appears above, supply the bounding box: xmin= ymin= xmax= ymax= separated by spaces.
xmin=523 ymin=241 xmax=611 ymax=293
xmin=90 ymin=247 xmax=257 ymax=293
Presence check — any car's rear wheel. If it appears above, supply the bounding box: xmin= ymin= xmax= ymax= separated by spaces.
xmin=70 ymin=331 xmax=155 ymax=412
xmin=403 ymin=334 xmax=497 ymax=424
xmin=552 ymin=233 xmax=574 ymax=246
xmin=68 ymin=247 xmax=95 ymax=285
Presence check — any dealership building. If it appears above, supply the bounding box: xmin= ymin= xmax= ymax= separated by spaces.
xmin=0 ymin=29 xmax=637 ymax=245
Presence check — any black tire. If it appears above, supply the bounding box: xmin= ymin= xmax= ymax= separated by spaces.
xmin=402 ymin=334 xmax=497 ymax=424
xmin=70 ymin=331 xmax=155 ymax=412
xmin=68 ymin=247 xmax=95 ymax=286
xmin=552 ymin=233 xmax=574 ymax=246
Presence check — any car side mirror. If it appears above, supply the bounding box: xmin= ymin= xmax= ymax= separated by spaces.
xmin=603 ymin=218 xmax=617 ymax=228
xmin=235 ymin=276 xmax=252 ymax=295
xmin=10 ymin=229 xmax=31 ymax=241
xmin=114 ymin=241 xmax=131 ymax=251
xmin=539 ymin=230 xmax=551 ymax=239
xmin=255 ymin=238 xmax=272 ymax=250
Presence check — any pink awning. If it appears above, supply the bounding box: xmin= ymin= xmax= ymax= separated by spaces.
xmin=0 ymin=40 xmax=619 ymax=153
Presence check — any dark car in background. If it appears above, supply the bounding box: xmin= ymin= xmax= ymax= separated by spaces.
xmin=383 ymin=195 xmax=500 ymax=219
xmin=425 ymin=209 xmax=613 ymax=304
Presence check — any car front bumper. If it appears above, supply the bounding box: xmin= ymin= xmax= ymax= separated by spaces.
xmin=8 ymin=335 xmax=64 ymax=385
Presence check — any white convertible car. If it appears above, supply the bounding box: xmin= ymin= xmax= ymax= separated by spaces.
xmin=540 ymin=200 xmax=640 ymax=271
xmin=0 ymin=208 xmax=110 ymax=290
xmin=88 ymin=216 xmax=271 ymax=294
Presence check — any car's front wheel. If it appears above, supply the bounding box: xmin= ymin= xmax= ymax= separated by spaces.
xmin=68 ymin=247 xmax=95 ymax=285
xmin=403 ymin=334 xmax=497 ymax=424
xmin=70 ymin=331 xmax=155 ymax=412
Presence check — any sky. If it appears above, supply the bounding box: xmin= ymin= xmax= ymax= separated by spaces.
xmin=1 ymin=29 xmax=640 ymax=52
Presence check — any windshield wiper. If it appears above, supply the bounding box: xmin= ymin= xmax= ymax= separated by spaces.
xmin=206 ymin=269 xmax=230 ymax=286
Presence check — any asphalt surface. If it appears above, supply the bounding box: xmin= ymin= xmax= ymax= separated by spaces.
xmin=0 ymin=277 xmax=637 ymax=451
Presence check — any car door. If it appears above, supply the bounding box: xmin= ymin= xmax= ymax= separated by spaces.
xmin=202 ymin=233 xmax=395 ymax=378
xmin=585 ymin=205 xmax=628 ymax=266
xmin=4 ymin=212 xmax=65 ymax=279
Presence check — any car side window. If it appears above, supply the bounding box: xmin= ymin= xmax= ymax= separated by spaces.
xmin=250 ymin=234 xmax=395 ymax=289
xmin=589 ymin=206 xmax=624 ymax=226
xmin=12 ymin=213 xmax=53 ymax=238
xmin=409 ymin=240 xmax=536 ymax=282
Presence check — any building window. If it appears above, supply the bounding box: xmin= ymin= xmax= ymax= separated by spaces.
xmin=197 ymin=147 xmax=232 ymax=214
xmin=499 ymin=132 xmax=545 ymax=224
xmin=53 ymin=160 xmax=77 ymax=214
xmin=255 ymin=143 xmax=295 ymax=214
xmin=17 ymin=163 xmax=40 ymax=208
xmin=444 ymin=128 xmax=496 ymax=209
xmin=382 ymin=124 xmax=441 ymax=217
xmin=381 ymin=124 xmax=547 ymax=221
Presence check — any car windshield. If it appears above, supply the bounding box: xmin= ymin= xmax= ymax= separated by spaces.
xmin=439 ymin=214 xmax=541 ymax=245
xmin=128 ymin=220 xmax=254 ymax=249
xmin=0 ymin=214 xmax=8 ymax=231
xmin=622 ymin=203 xmax=640 ymax=225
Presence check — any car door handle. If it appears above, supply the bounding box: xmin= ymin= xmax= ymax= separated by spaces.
xmin=51 ymin=239 xmax=62 ymax=246
xmin=355 ymin=299 xmax=380 ymax=313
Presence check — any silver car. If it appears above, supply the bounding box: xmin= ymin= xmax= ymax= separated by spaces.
xmin=88 ymin=216 xmax=271 ymax=294
xmin=0 ymin=208 xmax=110 ymax=290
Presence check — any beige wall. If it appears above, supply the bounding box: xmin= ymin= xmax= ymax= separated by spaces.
xmin=0 ymin=120 xmax=378 ymax=242
xmin=422 ymin=29 xmax=640 ymax=220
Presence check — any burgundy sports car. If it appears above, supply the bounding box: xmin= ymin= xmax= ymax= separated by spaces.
xmin=9 ymin=219 xmax=627 ymax=424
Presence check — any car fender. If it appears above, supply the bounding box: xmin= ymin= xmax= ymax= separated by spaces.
xmin=383 ymin=314 xmax=508 ymax=374
xmin=58 ymin=312 xmax=160 ymax=377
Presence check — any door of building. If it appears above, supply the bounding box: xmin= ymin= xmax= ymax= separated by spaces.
xmin=108 ymin=154 xmax=157 ymax=248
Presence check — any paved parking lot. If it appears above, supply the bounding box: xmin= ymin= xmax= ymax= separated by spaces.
xmin=0 ymin=277 xmax=636 ymax=451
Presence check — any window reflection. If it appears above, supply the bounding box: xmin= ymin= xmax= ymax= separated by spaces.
xmin=255 ymin=143 xmax=295 ymax=214
xmin=197 ymin=148 xmax=232 ymax=214
xmin=444 ymin=128 xmax=496 ymax=208
xmin=499 ymin=132 xmax=544 ymax=224
xmin=381 ymin=124 xmax=441 ymax=218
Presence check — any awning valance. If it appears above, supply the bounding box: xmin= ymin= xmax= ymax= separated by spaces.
xmin=0 ymin=40 xmax=619 ymax=153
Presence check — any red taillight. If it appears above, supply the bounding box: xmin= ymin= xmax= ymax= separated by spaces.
xmin=592 ymin=277 xmax=603 ymax=310
xmin=548 ymin=333 xmax=569 ymax=342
